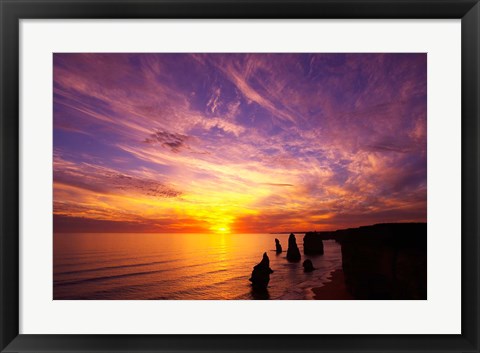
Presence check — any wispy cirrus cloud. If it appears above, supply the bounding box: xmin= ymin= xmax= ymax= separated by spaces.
xmin=53 ymin=53 xmax=427 ymax=233
xmin=54 ymin=153 xmax=182 ymax=199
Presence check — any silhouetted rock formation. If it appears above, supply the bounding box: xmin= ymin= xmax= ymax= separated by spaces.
xmin=275 ymin=238 xmax=283 ymax=253
xmin=336 ymin=223 xmax=427 ymax=299
xmin=303 ymin=232 xmax=324 ymax=255
xmin=249 ymin=252 xmax=274 ymax=290
xmin=251 ymin=288 xmax=270 ymax=300
xmin=303 ymin=259 xmax=315 ymax=272
xmin=286 ymin=233 xmax=301 ymax=262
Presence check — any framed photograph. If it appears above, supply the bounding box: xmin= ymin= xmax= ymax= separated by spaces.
xmin=1 ymin=0 xmax=478 ymax=352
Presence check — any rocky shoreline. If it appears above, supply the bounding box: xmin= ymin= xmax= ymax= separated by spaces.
xmin=251 ymin=223 xmax=427 ymax=300
xmin=310 ymin=223 xmax=427 ymax=300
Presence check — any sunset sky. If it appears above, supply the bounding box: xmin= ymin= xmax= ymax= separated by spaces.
xmin=53 ymin=53 xmax=427 ymax=234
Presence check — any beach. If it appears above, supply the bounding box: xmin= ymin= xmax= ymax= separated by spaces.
xmin=312 ymin=269 xmax=354 ymax=300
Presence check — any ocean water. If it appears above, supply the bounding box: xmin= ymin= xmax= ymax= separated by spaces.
xmin=53 ymin=233 xmax=342 ymax=300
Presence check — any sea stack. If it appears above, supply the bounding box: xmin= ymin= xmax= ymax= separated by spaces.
xmin=249 ymin=252 xmax=274 ymax=290
xmin=303 ymin=259 xmax=315 ymax=272
xmin=286 ymin=233 xmax=301 ymax=262
xmin=303 ymin=232 xmax=324 ymax=255
xmin=275 ymin=238 xmax=283 ymax=253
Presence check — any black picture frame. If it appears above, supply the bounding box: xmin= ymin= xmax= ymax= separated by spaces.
xmin=1 ymin=0 xmax=479 ymax=352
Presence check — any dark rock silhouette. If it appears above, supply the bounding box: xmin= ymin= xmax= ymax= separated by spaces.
xmin=251 ymin=288 xmax=270 ymax=300
xmin=336 ymin=223 xmax=427 ymax=299
xmin=275 ymin=238 xmax=283 ymax=253
xmin=303 ymin=259 xmax=315 ymax=272
xmin=286 ymin=233 xmax=301 ymax=262
xmin=303 ymin=232 xmax=324 ymax=255
xmin=249 ymin=252 xmax=274 ymax=291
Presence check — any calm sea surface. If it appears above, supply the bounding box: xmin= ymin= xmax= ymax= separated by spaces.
xmin=53 ymin=233 xmax=342 ymax=300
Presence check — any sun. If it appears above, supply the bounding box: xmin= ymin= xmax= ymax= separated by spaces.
xmin=214 ymin=226 xmax=231 ymax=234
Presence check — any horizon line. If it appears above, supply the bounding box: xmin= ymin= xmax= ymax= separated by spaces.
xmin=53 ymin=221 xmax=427 ymax=235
